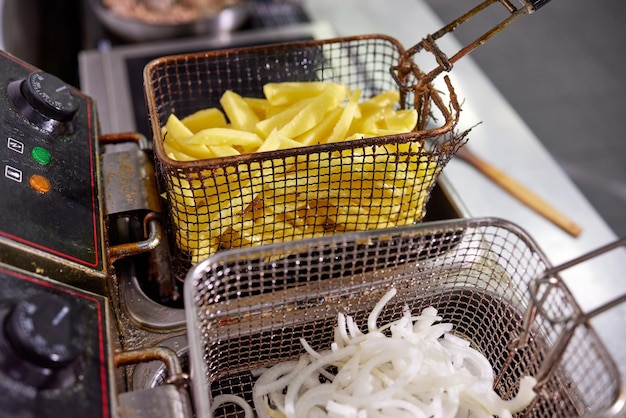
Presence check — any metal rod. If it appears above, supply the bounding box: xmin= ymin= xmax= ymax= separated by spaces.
xmin=400 ymin=0 xmax=533 ymax=88
xmin=529 ymin=236 xmax=626 ymax=387
xmin=114 ymin=346 xmax=182 ymax=375
xmin=109 ymin=215 xmax=163 ymax=262
xmin=543 ymin=236 xmax=626 ymax=277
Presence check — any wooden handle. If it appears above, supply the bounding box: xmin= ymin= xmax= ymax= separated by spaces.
xmin=456 ymin=147 xmax=582 ymax=237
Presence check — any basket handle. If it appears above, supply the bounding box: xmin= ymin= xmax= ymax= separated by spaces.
xmin=392 ymin=0 xmax=551 ymax=92
xmin=526 ymin=236 xmax=626 ymax=387
xmin=533 ymin=236 xmax=626 ymax=322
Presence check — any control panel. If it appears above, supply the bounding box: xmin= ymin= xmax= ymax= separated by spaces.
xmin=0 ymin=50 xmax=106 ymax=294
xmin=0 ymin=262 xmax=115 ymax=417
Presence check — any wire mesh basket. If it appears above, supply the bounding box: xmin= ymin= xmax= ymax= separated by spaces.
xmin=185 ymin=217 xmax=625 ymax=418
xmin=143 ymin=33 xmax=469 ymax=279
xmin=143 ymin=0 xmax=555 ymax=280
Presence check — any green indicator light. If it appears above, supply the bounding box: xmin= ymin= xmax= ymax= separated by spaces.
xmin=31 ymin=146 xmax=51 ymax=165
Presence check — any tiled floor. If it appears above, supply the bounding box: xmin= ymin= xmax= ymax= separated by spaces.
xmin=424 ymin=0 xmax=626 ymax=237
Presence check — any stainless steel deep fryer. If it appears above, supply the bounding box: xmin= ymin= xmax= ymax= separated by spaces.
xmin=184 ymin=217 xmax=625 ymax=417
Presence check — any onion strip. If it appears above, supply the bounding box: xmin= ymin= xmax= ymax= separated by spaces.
xmin=254 ymin=287 xmax=537 ymax=417
xmin=210 ymin=394 xmax=254 ymax=418
xmin=209 ymin=287 xmax=537 ymax=417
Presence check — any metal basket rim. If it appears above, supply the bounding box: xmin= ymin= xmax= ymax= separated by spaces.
xmin=183 ymin=217 xmax=534 ymax=286
xmin=143 ymin=33 xmax=464 ymax=170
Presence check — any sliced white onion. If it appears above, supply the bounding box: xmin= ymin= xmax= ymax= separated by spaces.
xmin=284 ymin=345 xmax=359 ymax=416
xmin=222 ymin=287 xmax=537 ymax=418
xmin=367 ymin=287 xmax=397 ymax=332
xmin=209 ymin=394 xmax=254 ymax=418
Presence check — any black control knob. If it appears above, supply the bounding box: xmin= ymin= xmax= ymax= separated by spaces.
xmin=1 ymin=293 xmax=85 ymax=389
xmin=8 ymin=71 xmax=79 ymax=134
xmin=20 ymin=72 xmax=79 ymax=122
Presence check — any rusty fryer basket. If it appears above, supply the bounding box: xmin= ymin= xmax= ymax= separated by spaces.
xmin=143 ymin=0 xmax=552 ymax=280
xmin=143 ymin=33 xmax=467 ymax=280
xmin=184 ymin=217 xmax=625 ymax=417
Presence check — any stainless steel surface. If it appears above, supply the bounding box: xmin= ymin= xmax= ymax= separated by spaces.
xmin=304 ymin=0 xmax=626 ymax=383
xmin=454 ymin=146 xmax=582 ymax=237
xmin=131 ymin=335 xmax=189 ymax=390
xmin=88 ymin=0 xmax=249 ymax=42
xmin=79 ymin=21 xmax=336 ymax=135
xmin=118 ymin=385 xmax=193 ymax=418
xmin=102 ymin=139 xmax=160 ymax=215
xmin=185 ymin=218 xmax=625 ymax=417
xmin=121 ymin=268 xmax=186 ymax=329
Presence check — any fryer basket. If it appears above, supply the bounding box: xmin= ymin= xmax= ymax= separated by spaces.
xmin=184 ymin=217 xmax=625 ymax=418
xmin=143 ymin=0 xmax=555 ymax=279
xmin=143 ymin=34 xmax=468 ymax=279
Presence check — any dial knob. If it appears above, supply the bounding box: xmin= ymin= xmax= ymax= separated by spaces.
xmin=20 ymin=72 xmax=79 ymax=122
xmin=1 ymin=293 xmax=85 ymax=389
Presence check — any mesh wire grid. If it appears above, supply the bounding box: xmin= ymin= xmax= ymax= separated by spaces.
xmin=143 ymin=34 xmax=468 ymax=280
xmin=184 ymin=217 xmax=623 ymax=418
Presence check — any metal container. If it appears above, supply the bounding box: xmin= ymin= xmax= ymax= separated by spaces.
xmin=89 ymin=0 xmax=249 ymax=42
xmin=185 ymin=217 xmax=625 ymax=417
xmin=143 ymin=0 xmax=555 ymax=280
xmin=144 ymin=33 xmax=469 ymax=279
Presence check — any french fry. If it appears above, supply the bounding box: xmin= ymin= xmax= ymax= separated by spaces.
xmin=255 ymin=97 xmax=316 ymax=138
xmin=383 ymin=107 xmax=418 ymax=132
xmin=257 ymin=129 xmax=307 ymax=153
xmin=242 ymin=97 xmax=269 ymax=120
xmin=163 ymin=140 xmax=197 ymax=161
xmin=219 ymin=90 xmax=260 ymax=132
xmin=207 ymin=145 xmax=241 ymax=158
xmin=326 ymin=88 xmax=362 ymax=143
xmin=278 ymin=87 xmax=343 ymax=138
xmin=186 ymin=127 xmax=264 ymax=149
xmin=181 ymin=108 xmax=227 ymax=133
xmin=296 ymin=107 xmax=343 ymax=146
xmin=161 ymin=82 xmax=436 ymax=261
xmin=164 ymin=114 xmax=215 ymax=160
xmin=263 ymin=81 xmax=333 ymax=106
xmin=164 ymin=113 xmax=193 ymax=140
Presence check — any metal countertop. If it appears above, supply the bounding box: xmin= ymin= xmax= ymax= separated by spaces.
xmin=304 ymin=0 xmax=626 ymax=382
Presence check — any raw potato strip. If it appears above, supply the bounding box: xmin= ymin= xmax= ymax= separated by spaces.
xmin=211 ymin=147 xmax=438 ymax=257
xmin=169 ymin=145 xmax=438 ymax=262
xmin=220 ymin=90 xmax=260 ymax=132
xmin=163 ymin=114 xmax=214 ymax=160
xmin=255 ymin=97 xmax=318 ymax=138
xmin=278 ymin=87 xmax=345 ymax=139
xmin=326 ymin=88 xmax=361 ymax=143
xmin=296 ymin=107 xmax=343 ymax=146
xmin=161 ymin=82 xmax=435 ymax=261
xmin=170 ymin=162 xmax=275 ymax=258
xmin=249 ymin=288 xmax=537 ymax=418
xmin=263 ymin=81 xmax=333 ymax=106
xmin=181 ymin=108 xmax=227 ymax=133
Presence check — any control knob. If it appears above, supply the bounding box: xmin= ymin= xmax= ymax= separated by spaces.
xmin=8 ymin=71 xmax=79 ymax=134
xmin=21 ymin=72 xmax=79 ymax=122
xmin=0 ymin=293 xmax=86 ymax=389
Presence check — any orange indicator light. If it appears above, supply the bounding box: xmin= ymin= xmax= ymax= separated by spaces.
xmin=29 ymin=174 xmax=51 ymax=193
